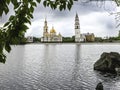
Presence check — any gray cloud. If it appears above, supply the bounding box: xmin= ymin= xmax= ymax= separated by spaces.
xmin=28 ymin=1 xmax=118 ymax=37
xmin=0 ymin=1 xmax=118 ymax=37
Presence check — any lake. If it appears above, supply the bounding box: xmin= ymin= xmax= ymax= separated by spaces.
xmin=0 ymin=43 xmax=120 ymax=90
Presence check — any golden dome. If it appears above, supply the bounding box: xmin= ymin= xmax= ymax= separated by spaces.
xmin=50 ymin=26 xmax=56 ymax=33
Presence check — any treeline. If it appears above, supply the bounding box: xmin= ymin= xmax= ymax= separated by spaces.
xmin=95 ymin=37 xmax=120 ymax=42
xmin=18 ymin=36 xmax=120 ymax=44
xmin=62 ymin=36 xmax=75 ymax=42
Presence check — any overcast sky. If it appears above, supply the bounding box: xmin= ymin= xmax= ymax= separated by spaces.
xmin=0 ymin=1 xmax=120 ymax=37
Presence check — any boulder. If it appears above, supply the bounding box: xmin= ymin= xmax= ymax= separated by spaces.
xmin=95 ymin=82 xmax=104 ymax=90
xmin=94 ymin=52 xmax=120 ymax=73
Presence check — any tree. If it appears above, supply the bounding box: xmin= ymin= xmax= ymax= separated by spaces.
xmin=0 ymin=0 xmax=76 ymax=63
xmin=0 ymin=0 xmax=120 ymax=63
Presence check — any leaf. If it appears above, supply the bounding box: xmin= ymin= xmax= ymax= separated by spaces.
xmin=14 ymin=3 xmax=20 ymax=10
xmin=59 ymin=5 xmax=63 ymax=11
xmin=36 ymin=0 xmax=41 ymax=3
xmin=43 ymin=1 xmax=47 ymax=7
xmin=29 ymin=13 xmax=33 ymax=18
xmin=4 ymin=6 xmax=9 ymax=14
xmin=70 ymin=0 xmax=73 ymax=5
xmin=9 ymin=15 xmax=15 ymax=21
xmin=67 ymin=3 xmax=72 ymax=10
xmin=4 ymin=22 xmax=10 ymax=27
xmin=0 ymin=54 xmax=6 ymax=63
xmin=63 ymin=4 xmax=66 ymax=10
xmin=47 ymin=2 xmax=50 ymax=6
xmin=23 ymin=25 xmax=29 ymax=30
xmin=5 ymin=42 xmax=11 ymax=53
xmin=11 ymin=0 xmax=17 ymax=5
xmin=30 ymin=6 xmax=34 ymax=13
xmin=31 ymin=2 xmax=37 ymax=7
xmin=6 ymin=0 xmax=10 ymax=5
xmin=0 ymin=10 xmax=3 ymax=16
xmin=23 ymin=0 xmax=28 ymax=4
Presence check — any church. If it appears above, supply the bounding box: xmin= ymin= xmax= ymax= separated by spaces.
xmin=41 ymin=19 xmax=62 ymax=42
xmin=41 ymin=14 xmax=94 ymax=43
xmin=74 ymin=13 xmax=95 ymax=42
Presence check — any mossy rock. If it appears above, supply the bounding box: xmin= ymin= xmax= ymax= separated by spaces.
xmin=94 ymin=52 xmax=120 ymax=73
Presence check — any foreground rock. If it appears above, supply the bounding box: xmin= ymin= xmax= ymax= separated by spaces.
xmin=95 ymin=82 xmax=104 ymax=90
xmin=94 ymin=52 xmax=120 ymax=73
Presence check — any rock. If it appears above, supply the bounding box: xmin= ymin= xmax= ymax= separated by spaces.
xmin=115 ymin=67 xmax=120 ymax=75
xmin=95 ymin=82 xmax=104 ymax=90
xmin=94 ymin=52 xmax=120 ymax=73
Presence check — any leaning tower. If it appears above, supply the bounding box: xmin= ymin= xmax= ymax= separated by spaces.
xmin=75 ymin=13 xmax=81 ymax=42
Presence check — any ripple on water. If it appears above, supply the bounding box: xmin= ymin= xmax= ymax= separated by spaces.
xmin=0 ymin=44 xmax=120 ymax=90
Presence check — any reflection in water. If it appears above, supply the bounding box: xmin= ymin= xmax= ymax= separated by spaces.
xmin=0 ymin=44 xmax=120 ymax=90
xmin=40 ymin=44 xmax=58 ymax=89
xmin=42 ymin=44 xmax=57 ymax=73
xmin=71 ymin=44 xmax=92 ymax=89
xmin=71 ymin=44 xmax=82 ymax=89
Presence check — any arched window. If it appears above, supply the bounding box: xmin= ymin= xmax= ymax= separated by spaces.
xmin=76 ymin=26 xmax=79 ymax=29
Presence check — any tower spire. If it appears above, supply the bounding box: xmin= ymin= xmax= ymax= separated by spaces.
xmin=75 ymin=13 xmax=81 ymax=42
xmin=76 ymin=12 xmax=78 ymax=18
xmin=45 ymin=16 xmax=47 ymax=21
xmin=43 ymin=17 xmax=48 ymax=37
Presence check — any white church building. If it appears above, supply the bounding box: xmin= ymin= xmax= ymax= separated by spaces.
xmin=74 ymin=13 xmax=95 ymax=42
xmin=74 ymin=13 xmax=86 ymax=42
xmin=41 ymin=19 xmax=62 ymax=42
xmin=41 ymin=14 xmax=94 ymax=43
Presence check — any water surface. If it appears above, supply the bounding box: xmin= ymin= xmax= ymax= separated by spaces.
xmin=0 ymin=43 xmax=120 ymax=90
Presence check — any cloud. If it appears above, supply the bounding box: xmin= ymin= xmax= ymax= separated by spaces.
xmin=0 ymin=1 xmax=118 ymax=38
xmin=0 ymin=3 xmax=14 ymax=24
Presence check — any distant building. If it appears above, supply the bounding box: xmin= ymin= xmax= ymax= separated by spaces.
xmin=41 ymin=18 xmax=62 ymax=42
xmin=74 ymin=13 xmax=81 ymax=42
xmin=85 ymin=33 xmax=95 ymax=42
xmin=27 ymin=36 xmax=33 ymax=43
xmin=80 ymin=34 xmax=86 ymax=42
xmin=74 ymin=13 xmax=95 ymax=42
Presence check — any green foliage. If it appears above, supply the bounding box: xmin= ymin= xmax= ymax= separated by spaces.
xmin=43 ymin=0 xmax=74 ymax=11
xmin=95 ymin=36 xmax=120 ymax=42
xmin=114 ymin=0 xmax=120 ymax=6
xmin=0 ymin=0 xmax=42 ymax=63
xmin=33 ymin=37 xmax=41 ymax=42
xmin=95 ymin=37 xmax=103 ymax=42
xmin=63 ymin=37 xmax=75 ymax=42
xmin=0 ymin=0 xmax=76 ymax=63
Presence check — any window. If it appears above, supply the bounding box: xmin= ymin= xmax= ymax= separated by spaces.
xmin=76 ymin=26 xmax=79 ymax=29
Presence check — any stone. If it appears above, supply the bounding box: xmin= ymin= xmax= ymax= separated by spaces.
xmin=94 ymin=52 xmax=120 ymax=73
xmin=95 ymin=82 xmax=104 ymax=90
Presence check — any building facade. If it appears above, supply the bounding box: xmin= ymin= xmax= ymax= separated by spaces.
xmin=84 ymin=33 xmax=95 ymax=42
xmin=74 ymin=13 xmax=95 ymax=42
xmin=27 ymin=36 xmax=33 ymax=43
xmin=41 ymin=19 xmax=62 ymax=42
xmin=75 ymin=13 xmax=81 ymax=42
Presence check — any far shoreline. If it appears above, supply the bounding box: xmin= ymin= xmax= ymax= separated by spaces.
xmin=23 ymin=42 xmax=120 ymax=45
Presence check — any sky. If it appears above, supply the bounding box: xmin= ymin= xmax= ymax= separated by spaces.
xmin=0 ymin=1 xmax=120 ymax=38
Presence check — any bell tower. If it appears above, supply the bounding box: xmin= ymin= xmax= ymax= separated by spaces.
xmin=43 ymin=18 xmax=48 ymax=37
xmin=75 ymin=13 xmax=81 ymax=42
